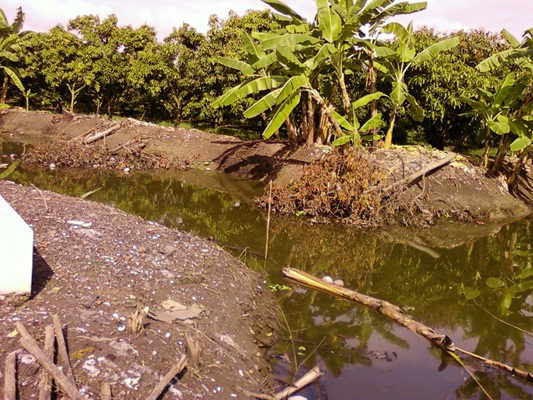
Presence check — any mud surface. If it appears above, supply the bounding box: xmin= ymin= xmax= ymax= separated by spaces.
xmin=0 ymin=180 xmax=278 ymax=399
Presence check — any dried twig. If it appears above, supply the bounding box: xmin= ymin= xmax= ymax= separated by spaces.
xmin=4 ymin=351 xmax=17 ymax=400
xmin=274 ymin=365 xmax=324 ymax=400
xmin=145 ymin=353 xmax=187 ymax=400
xmin=475 ymin=300 xmax=533 ymax=337
xmin=30 ymin=184 xmax=49 ymax=212
xmin=237 ymin=365 xmax=324 ymax=400
xmin=265 ymin=180 xmax=273 ymax=259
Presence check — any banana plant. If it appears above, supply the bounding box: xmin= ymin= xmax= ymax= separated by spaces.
xmin=463 ymin=28 xmax=533 ymax=179
xmin=375 ymin=21 xmax=460 ymax=149
xmin=213 ymin=0 xmax=430 ymax=145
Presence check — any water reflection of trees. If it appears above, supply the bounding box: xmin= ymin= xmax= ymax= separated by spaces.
xmin=13 ymin=166 xmax=262 ymax=246
xmin=269 ymin=218 xmax=533 ymax=398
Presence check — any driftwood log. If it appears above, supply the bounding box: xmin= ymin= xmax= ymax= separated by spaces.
xmin=282 ymin=267 xmax=533 ymax=383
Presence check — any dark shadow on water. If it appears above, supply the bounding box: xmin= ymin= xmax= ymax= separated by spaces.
xmin=30 ymin=247 xmax=54 ymax=298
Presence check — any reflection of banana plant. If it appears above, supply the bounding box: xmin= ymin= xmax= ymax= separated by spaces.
xmin=463 ymin=261 xmax=533 ymax=314
xmin=0 ymin=159 xmax=20 ymax=179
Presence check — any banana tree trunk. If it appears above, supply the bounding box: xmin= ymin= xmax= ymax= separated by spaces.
xmin=338 ymin=75 xmax=351 ymax=116
xmin=508 ymin=149 xmax=530 ymax=192
xmin=0 ymin=74 xmax=8 ymax=105
xmin=367 ymin=57 xmax=379 ymax=147
xmin=285 ymin=116 xmax=298 ymax=144
xmin=306 ymin=94 xmax=316 ymax=145
xmin=384 ymin=108 xmax=397 ymax=150
xmin=490 ymin=133 xmax=513 ymax=174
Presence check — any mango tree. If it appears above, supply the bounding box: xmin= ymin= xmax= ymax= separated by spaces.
xmin=404 ymin=28 xmax=509 ymax=148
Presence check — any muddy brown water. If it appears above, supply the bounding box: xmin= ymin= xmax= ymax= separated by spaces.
xmin=2 ymin=142 xmax=533 ymax=400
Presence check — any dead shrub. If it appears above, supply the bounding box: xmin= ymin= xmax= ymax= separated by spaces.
xmin=256 ymin=148 xmax=388 ymax=227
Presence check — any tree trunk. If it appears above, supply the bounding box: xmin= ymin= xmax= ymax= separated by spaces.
xmin=384 ymin=108 xmax=397 ymax=150
xmin=306 ymin=94 xmax=315 ymax=145
xmin=508 ymin=149 xmax=530 ymax=192
xmin=367 ymin=56 xmax=379 ymax=148
xmin=338 ymin=75 xmax=351 ymax=116
xmin=285 ymin=116 xmax=298 ymax=144
xmin=308 ymin=89 xmax=344 ymax=144
xmin=481 ymin=127 xmax=493 ymax=169
xmin=1 ymin=74 xmax=8 ymax=105
xmin=490 ymin=133 xmax=513 ymax=174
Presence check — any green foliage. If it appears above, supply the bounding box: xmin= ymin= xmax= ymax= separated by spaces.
xmin=212 ymin=0 xmax=425 ymax=145
xmin=402 ymin=28 xmax=510 ymax=148
xmin=459 ymin=28 xmax=533 ymax=177
xmin=374 ymin=21 xmax=460 ymax=149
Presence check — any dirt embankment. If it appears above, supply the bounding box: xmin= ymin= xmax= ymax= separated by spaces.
xmin=0 ymin=180 xmax=278 ymax=399
xmin=2 ymin=109 xmax=531 ymax=225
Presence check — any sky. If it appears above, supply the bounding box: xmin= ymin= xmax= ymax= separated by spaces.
xmin=2 ymin=0 xmax=532 ymax=40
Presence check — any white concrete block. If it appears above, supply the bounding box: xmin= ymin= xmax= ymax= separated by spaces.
xmin=0 ymin=193 xmax=33 ymax=294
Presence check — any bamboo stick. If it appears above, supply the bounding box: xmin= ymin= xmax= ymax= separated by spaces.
xmin=52 ymin=314 xmax=76 ymax=386
xmin=15 ymin=322 xmax=85 ymax=400
xmin=282 ymin=267 xmax=533 ymax=382
xmin=4 ymin=351 xmax=17 ymax=400
xmin=274 ymin=365 xmax=324 ymax=400
xmin=145 ymin=354 xmax=187 ymax=400
xmin=38 ymin=325 xmax=55 ymax=400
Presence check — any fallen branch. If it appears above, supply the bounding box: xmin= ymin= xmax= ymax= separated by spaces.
xmin=4 ymin=351 xmax=17 ymax=400
xmin=15 ymin=322 xmax=85 ymax=400
xmin=145 ymin=353 xmax=187 ymax=400
xmin=371 ymin=152 xmax=456 ymax=195
xmin=30 ymin=184 xmax=49 ymax=213
xmin=38 ymin=325 xmax=55 ymax=400
xmin=74 ymin=122 xmax=121 ymax=144
xmin=52 ymin=314 xmax=76 ymax=386
xmin=282 ymin=267 xmax=533 ymax=383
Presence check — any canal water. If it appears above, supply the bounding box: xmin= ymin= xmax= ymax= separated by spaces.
xmin=2 ymin=143 xmax=532 ymax=399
